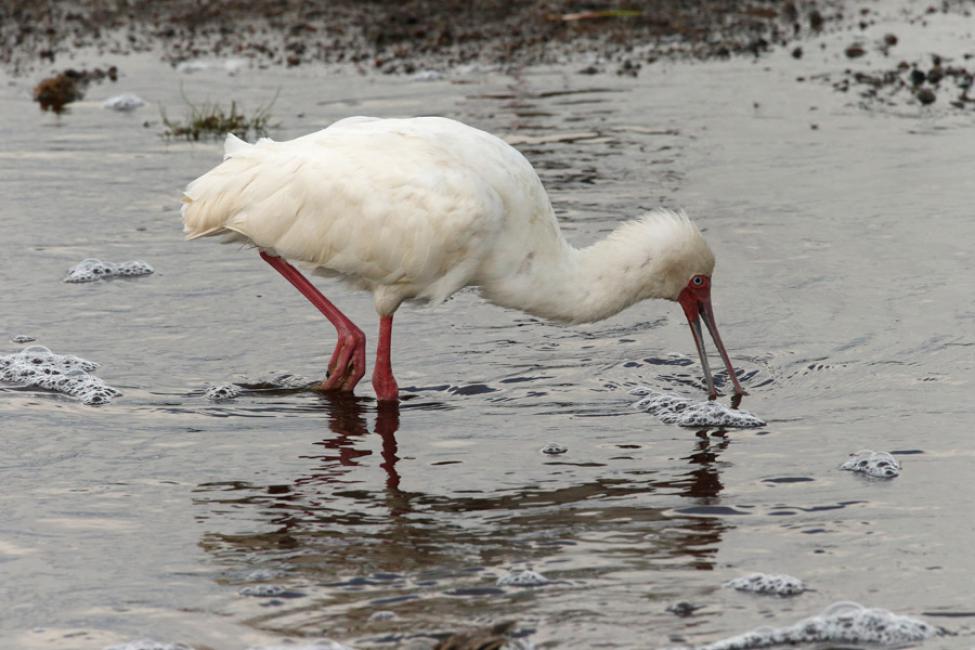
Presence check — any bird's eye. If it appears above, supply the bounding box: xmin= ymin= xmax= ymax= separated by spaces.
xmin=691 ymin=275 xmax=704 ymax=287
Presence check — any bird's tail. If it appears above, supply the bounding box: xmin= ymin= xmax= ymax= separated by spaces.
xmin=181 ymin=133 xmax=258 ymax=240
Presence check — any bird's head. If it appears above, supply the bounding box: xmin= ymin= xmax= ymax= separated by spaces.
xmin=633 ymin=211 xmax=745 ymax=401
xmin=675 ymin=272 xmax=746 ymax=401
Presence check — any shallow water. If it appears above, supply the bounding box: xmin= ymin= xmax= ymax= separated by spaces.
xmin=2 ymin=8 xmax=975 ymax=650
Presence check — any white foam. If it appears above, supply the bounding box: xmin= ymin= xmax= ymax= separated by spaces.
xmin=497 ymin=569 xmax=549 ymax=587
xmin=239 ymin=584 xmax=288 ymax=597
xmin=247 ymin=639 xmax=354 ymax=650
xmin=412 ymin=69 xmax=444 ymax=81
xmin=104 ymin=641 xmax=193 ymax=650
xmin=11 ymin=335 xmax=36 ymax=343
xmin=368 ymin=610 xmax=398 ymax=622
xmin=841 ymin=450 xmax=901 ymax=479
xmin=103 ymin=94 xmax=146 ymax=111
xmin=205 ymin=383 xmax=240 ymax=401
xmin=65 ymin=258 xmax=153 ymax=283
xmin=698 ymin=602 xmax=936 ymax=650
xmin=632 ymin=388 xmax=765 ymax=428
xmin=0 ymin=345 xmax=120 ymax=405
xmin=725 ymin=573 xmax=806 ymax=596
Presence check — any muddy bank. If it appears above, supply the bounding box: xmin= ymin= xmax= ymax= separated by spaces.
xmin=2 ymin=0 xmax=845 ymax=75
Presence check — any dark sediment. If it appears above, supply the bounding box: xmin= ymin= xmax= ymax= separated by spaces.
xmin=2 ymin=0 xmax=843 ymax=75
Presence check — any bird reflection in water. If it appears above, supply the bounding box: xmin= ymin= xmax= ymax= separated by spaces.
xmin=195 ymin=396 xmax=736 ymax=639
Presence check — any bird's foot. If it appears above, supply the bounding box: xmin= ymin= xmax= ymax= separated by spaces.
xmin=372 ymin=368 xmax=399 ymax=402
xmin=322 ymin=329 xmax=366 ymax=392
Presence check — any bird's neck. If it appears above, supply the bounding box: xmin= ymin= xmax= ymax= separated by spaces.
xmin=483 ymin=218 xmax=681 ymax=324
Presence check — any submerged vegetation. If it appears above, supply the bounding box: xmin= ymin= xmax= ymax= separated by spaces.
xmin=161 ymin=90 xmax=277 ymax=140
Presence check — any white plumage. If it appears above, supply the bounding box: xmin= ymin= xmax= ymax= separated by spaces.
xmin=182 ymin=116 xmax=744 ymax=402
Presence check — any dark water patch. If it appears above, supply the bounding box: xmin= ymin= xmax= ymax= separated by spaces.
xmin=448 ymin=383 xmax=497 ymax=395
xmin=763 ymin=477 xmax=815 ymax=484
xmin=675 ymin=506 xmax=750 ymax=516
xmin=499 ymin=375 xmax=553 ymax=384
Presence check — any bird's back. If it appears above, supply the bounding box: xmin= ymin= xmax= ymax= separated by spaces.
xmin=181 ymin=117 xmax=563 ymax=306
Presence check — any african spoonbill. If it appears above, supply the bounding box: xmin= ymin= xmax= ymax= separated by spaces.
xmin=181 ymin=116 xmax=745 ymax=403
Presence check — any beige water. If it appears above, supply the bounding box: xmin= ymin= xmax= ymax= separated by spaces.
xmin=1 ymin=10 xmax=974 ymax=649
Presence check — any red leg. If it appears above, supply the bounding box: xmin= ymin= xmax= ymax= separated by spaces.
xmin=260 ymin=251 xmax=366 ymax=393
xmin=372 ymin=314 xmax=399 ymax=402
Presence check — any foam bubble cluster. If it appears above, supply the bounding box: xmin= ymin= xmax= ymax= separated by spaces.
xmin=65 ymin=258 xmax=154 ymax=283
xmin=247 ymin=639 xmax=353 ymax=650
xmin=104 ymin=641 xmax=193 ymax=650
xmin=699 ymin=602 xmax=936 ymax=650
xmin=497 ymin=569 xmax=549 ymax=587
xmin=102 ymin=94 xmax=146 ymax=111
xmin=11 ymin=335 xmax=36 ymax=343
xmin=205 ymin=383 xmax=240 ymax=401
xmin=632 ymin=388 xmax=765 ymax=428
xmin=725 ymin=573 xmax=806 ymax=596
xmin=841 ymin=450 xmax=901 ymax=479
xmin=0 ymin=345 xmax=120 ymax=405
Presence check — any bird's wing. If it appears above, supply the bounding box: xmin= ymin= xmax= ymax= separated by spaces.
xmin=182 ymin=127 xmax=506 ymax=290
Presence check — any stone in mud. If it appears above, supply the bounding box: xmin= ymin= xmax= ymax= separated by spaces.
xmin=840 ymin=450 xmax=901 ymax=478
xmin=845 ymin=44 xmax=866 ymax=59
xmin=698 ymin=601 xmax=937 ymax=649
xmin=725 ymin=572 xmax=806 ymax=596
xmin=916 ymin=88 xmax=936 ymax=104
xmin=667 ymin=601 xmax=702 ymax=617
xmin=631 ymin=388 xmax=765 ymax=429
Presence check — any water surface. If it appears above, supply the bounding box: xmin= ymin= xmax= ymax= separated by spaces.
xmin=2 ymin=11 xmax=974 ymax=649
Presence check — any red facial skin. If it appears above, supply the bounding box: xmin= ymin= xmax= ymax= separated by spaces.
xmin=677 ymin=274 xmax=746 ymax=402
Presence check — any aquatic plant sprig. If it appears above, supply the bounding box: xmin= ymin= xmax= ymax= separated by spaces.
xmin=161 ymin=86 xmax=279 ymax=141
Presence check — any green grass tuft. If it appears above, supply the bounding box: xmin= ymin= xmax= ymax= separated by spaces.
xmin=161 ymin=89 xmax=278 ymax=140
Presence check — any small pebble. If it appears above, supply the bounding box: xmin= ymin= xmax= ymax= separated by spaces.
xmin=845 ymin=44 xmax=866 ymax=59
xmin=916 ymin=88 xmax=936 ymax=104
xmin=11 ymin=335 xmax=36 ymax=343
xmin=667 ymin=601 xmax=702 ymax=617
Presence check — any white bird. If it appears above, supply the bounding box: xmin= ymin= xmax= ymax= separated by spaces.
xmin=181 ymin=116 xmax=745 ymax=403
